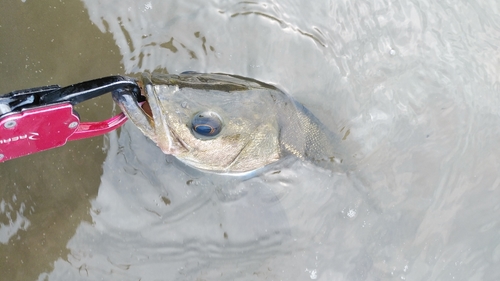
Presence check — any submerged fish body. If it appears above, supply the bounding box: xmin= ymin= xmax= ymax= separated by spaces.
xmin=113 ymin=72 xmax=343 ymax=174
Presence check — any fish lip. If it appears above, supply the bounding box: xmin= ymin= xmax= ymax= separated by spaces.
xmin=111 ymin=88 xmax=132 ymax=105
xmin=111 ymin=80 xmax=156 ymax=141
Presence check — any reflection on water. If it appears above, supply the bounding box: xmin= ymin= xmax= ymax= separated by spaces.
xmin=1 ymin=0 xmax=500 ymax=280
xmin=42 ymin=122 xmax=373 ymax=280
xmin=0 ymin=198 xmax=30 ymax=244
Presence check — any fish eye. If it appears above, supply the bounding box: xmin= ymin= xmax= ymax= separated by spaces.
xmin=191 ymin=111 xmax=222 ymax=138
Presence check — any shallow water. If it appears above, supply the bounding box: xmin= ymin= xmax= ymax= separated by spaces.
xmin=1 ymin=0 xmax=500 ymax=280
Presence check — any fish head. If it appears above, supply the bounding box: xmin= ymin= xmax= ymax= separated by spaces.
xmin=113 ymin=72 xmax=284 ymax=174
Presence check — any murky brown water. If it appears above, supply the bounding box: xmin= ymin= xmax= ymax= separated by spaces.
xmin=1 ymin=0 xmax=500 ymax=280
xmin=0 ymin=1 xmax=122 ymax=280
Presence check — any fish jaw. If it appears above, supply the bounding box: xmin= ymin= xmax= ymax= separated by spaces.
xmin=111 ymin=87 xmax=156 ymax=140
xmin=111 ymin=77 xmax=181 ymax=155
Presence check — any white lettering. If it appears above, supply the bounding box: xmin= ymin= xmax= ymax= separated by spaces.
xmin=28 ymin=132 xmax=39 ymax=140
xmin=0 ymin=132 xmax=39 ymax=144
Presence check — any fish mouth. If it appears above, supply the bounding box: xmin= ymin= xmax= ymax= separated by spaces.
xmin=112 ymin=74 xmax=188 ymax=155
xmin=111 ymin=78 xmax=157 ymax=144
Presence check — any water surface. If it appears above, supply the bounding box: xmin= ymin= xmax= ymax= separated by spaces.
xmin=1 ymin=0 xmax=500 ymax=280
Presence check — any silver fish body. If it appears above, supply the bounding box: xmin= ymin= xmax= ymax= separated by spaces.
xmin=113 ymin=72 xmax=343 ymax=174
